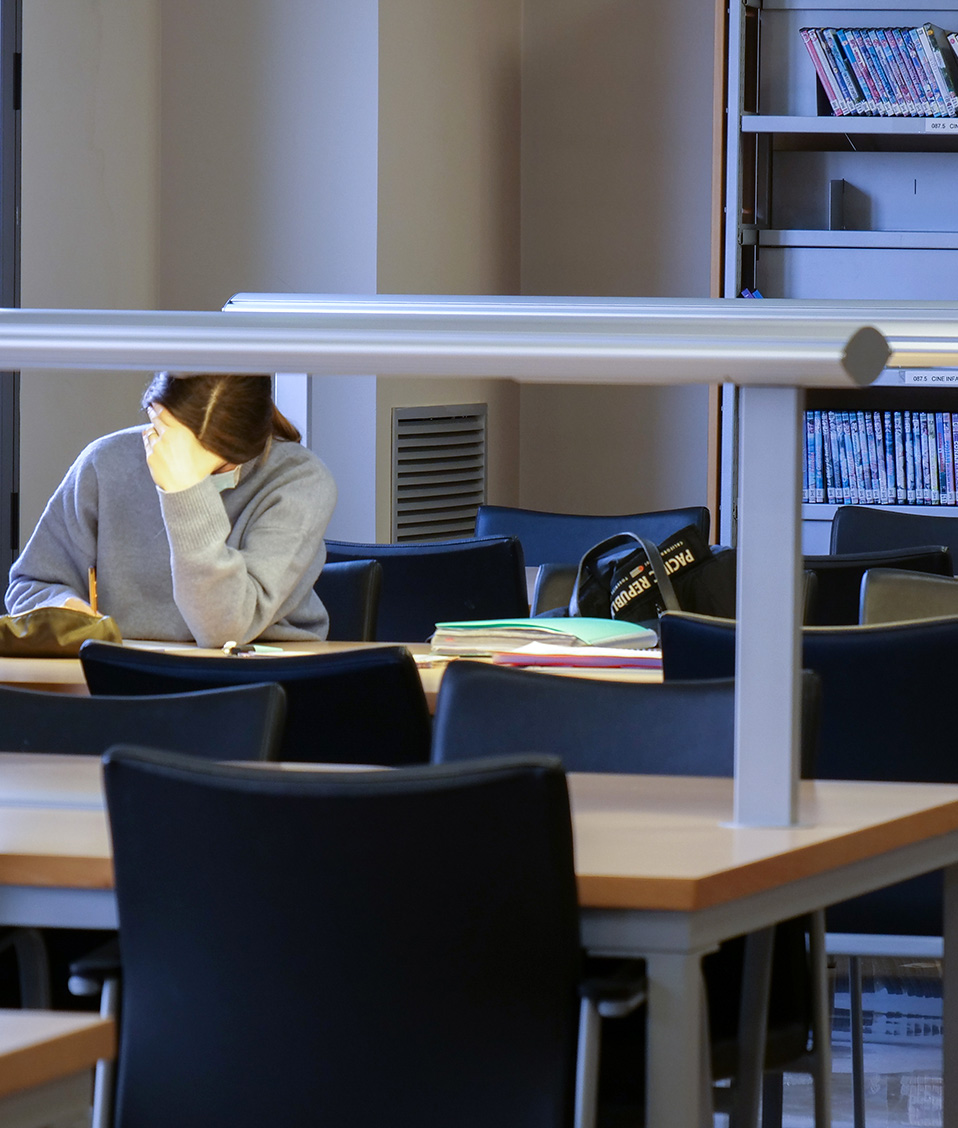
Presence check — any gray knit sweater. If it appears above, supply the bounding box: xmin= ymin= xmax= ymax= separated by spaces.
xmin=6 ymin=427 xmax=337 ymax=646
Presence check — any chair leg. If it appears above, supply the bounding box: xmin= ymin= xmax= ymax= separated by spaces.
xmin=806 ymin=911 xmax=832 ymax=1128
xmin=1 ymin=927 xmax=52 ymax=1008
xmin=756 ymin=913 xmax=831 ymax=1128
xmin=700 ymin=975 xmax=715 ymax=1128
xmin=728 ymin=927 xmax=775 ymax=1128
xmin=91 ymin=975 xmax=120 ymax=1128
xmin=574 ymin=995 xmax=601 ymax=1128
xmin=760 ymin=1073 xmax=783 ymax=1128
xmin=849 ymin=955 xmax=866 ymax=1128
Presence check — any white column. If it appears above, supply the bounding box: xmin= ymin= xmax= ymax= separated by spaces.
xmin=734 ymin=384 xmax=803 ymax=827
xmin=273 ymin=373 xmax=311 ymax=445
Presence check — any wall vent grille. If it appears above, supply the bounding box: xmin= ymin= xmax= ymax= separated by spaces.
xmin=391 ymin=404 xmax=487 ymax=542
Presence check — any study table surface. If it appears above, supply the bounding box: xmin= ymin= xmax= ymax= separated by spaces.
xmin=1 ymin=755 xmax=958 ymax=1128
xmin=0 ymin=639 xmax=663 ymax=710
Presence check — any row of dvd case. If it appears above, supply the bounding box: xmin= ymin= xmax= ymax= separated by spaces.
xmin=804 ymin=410 xmax=958 ymax=506
xmin=800 ymin=24 xmax=958 ymax=117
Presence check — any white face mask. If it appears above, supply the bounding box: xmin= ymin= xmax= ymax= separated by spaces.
xmin=211 ymin=465 xmax=241 ymax=492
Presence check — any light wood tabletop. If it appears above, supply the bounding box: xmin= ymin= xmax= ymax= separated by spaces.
xmin=0 ymin=1009 xmax=115 ymax=1101
xmin=1 ymin=753 xmax=957 ymax=913
xmin=570 ymin=773 xmax=958 ymax=911
xmin=0 ymin=639 xmax=663 ymax=710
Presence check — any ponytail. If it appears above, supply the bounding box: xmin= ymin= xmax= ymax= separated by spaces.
xmin=271 ymin=404 xmax=301 ymax=443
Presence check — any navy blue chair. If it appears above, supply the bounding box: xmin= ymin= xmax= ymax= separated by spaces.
xmin=314 ymin=559 xmax=382 ymax=641
xmin=803 ymin=546 xmax=953 ymax=625
xmin=0 ymin=679 xmax=287 ymax=1063
xmin=660 ymin=613 xmax=958 ymax=798
xmin=79 ymin=641 xmax=431 ymax=767
xmin=659 ymin=610 xmax=958 ymax=1128
xmin=324 ymin=536 xmax=528 ymax=642
xmin=101 ymin=748 xmax=634 ymax=1128
xmin=474 ymin=503 xmax=711 ymax=566
xmin=0 ymin=680 xmax=286 ymax=761
xmin=831 ymin=504 xmax=958 ymax=568
xmin=432 ymin=661 xmax=824 ymax=1128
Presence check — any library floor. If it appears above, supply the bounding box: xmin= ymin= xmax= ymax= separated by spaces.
xmin=735 ymin=957 xmax=944 ymax=1128
xmin=778 ymin=1040 xmax=942 ymax=1128
xmin=55 ymin=960 xmax=946 ymax=1128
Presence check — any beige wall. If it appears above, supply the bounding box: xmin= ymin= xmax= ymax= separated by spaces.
xmin=18 ymin=0 xmax=718 ymax=545
xmin=518 ymin=0 xmax=715 ymax=515
xmin=19 ymin=0 xmax=158 ymax=541
xmin=376 ymin=0 xmax=522 ymax=538
xmin=157 ymin=0 xmax=379 ymax=308
xmin=377 ymin=0 xmax=521 ymax=297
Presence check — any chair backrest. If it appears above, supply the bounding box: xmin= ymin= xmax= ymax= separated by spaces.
xmin=659 ymin=609 xmax=958 ymax=935
xmin=661 ymin=610 xmax=958 ymax=782
xmin=432 ymin=660 xmax=820 ymax=778
xmin=324 ymin=536 xmax=528 ymax=642
xmin=860 ymin=567 xmax=958 ymax=625
xmin=314 ymin=559 xmax=383 ymax=641
xmin=103 ymin=748 xmax=581 ymax=1128
xmin=430 ymin=659 xmax=820 ymax=1082
xmin=530 ymin=563 xmax=578 ymax=616
xmin=831 ymin=504 xmax=958 ymax=565
xmin=80 ymin=642 xmax=431 ymax=767
xmin=0 ymin=681 xmax=286 ymax=760
xmin=802 ymin=546 xmax=953 ymax=625
xmin=474 ymin=503 xmax=711 ymax=567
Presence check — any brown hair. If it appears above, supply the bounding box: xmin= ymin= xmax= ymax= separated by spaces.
xmin=142 ymin=373 xmax=301 ymax=465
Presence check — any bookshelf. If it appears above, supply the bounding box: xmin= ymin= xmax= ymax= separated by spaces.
xmin=722 ymin=0 xmax=958 ymax=551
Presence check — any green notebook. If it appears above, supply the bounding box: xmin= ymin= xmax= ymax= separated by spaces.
xmin=430 ymin=616 xmax=657 ymax=655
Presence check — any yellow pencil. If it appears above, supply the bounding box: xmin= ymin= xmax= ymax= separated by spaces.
xmin=88 ymin=566 xmax=98 ymax=615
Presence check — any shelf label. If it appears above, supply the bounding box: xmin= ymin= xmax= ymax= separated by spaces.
xmin=925 ymin=119 xmax=958 ymax=133
xmin=891 ymin=368 xmax=958 ymax=385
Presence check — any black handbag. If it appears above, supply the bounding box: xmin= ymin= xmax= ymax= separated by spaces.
xmin=570 ymin=525 xmax=737 ymax=627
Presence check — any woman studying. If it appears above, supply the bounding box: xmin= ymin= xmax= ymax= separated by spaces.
xmin=6 ymin=372 xmax=337 ymax=646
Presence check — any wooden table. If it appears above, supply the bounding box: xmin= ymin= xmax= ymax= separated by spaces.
xmin=0 ymin=640 xmax=663 ymax=711
xmin=0 ymin=1008 xmax=114 ymax=1128
xmin=0 ymin=640 xmax=413 ymax=696
xmin=1 ymin=755 xmax=958 ymax=1128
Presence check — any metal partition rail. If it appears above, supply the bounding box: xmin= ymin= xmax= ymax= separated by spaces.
xmin=0 ymin=297 xmax=898 ymax=826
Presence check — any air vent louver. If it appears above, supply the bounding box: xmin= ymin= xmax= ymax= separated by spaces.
xmin=391 ymin=404 xmax=487 ymax=542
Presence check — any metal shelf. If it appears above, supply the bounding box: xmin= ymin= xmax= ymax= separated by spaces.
xmin=742 ymin=114 xmax=958 ymax=136
xmin=803 ymin=502 xmax=958 ymax=520
xmin=760 ymin=230 xmax=958 ymax=249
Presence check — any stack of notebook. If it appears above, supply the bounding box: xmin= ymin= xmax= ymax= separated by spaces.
xmin=429 ymin=616 xmax=658 ymax=657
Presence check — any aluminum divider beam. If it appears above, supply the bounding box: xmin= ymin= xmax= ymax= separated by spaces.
xmin=734 ymin=385 xmax=803 ymax=827
xmin=0 ymin=297 xmax=895 ymax=829
xmin=0 ymin=303 xmax=888 ymax=387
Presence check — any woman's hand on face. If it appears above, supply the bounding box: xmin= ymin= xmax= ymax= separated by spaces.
xmin=142 ymin=404 xmax=224 ymax=492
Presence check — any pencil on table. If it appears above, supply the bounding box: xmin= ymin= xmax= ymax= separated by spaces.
xmin=88 ymin=566 xmax=98 ymax=615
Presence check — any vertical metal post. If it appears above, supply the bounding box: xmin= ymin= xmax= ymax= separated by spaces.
xmin=943 ymin=862 xmax=958 ymax=1128
xmin=734 ymin=384 xmax=802 ymax=827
